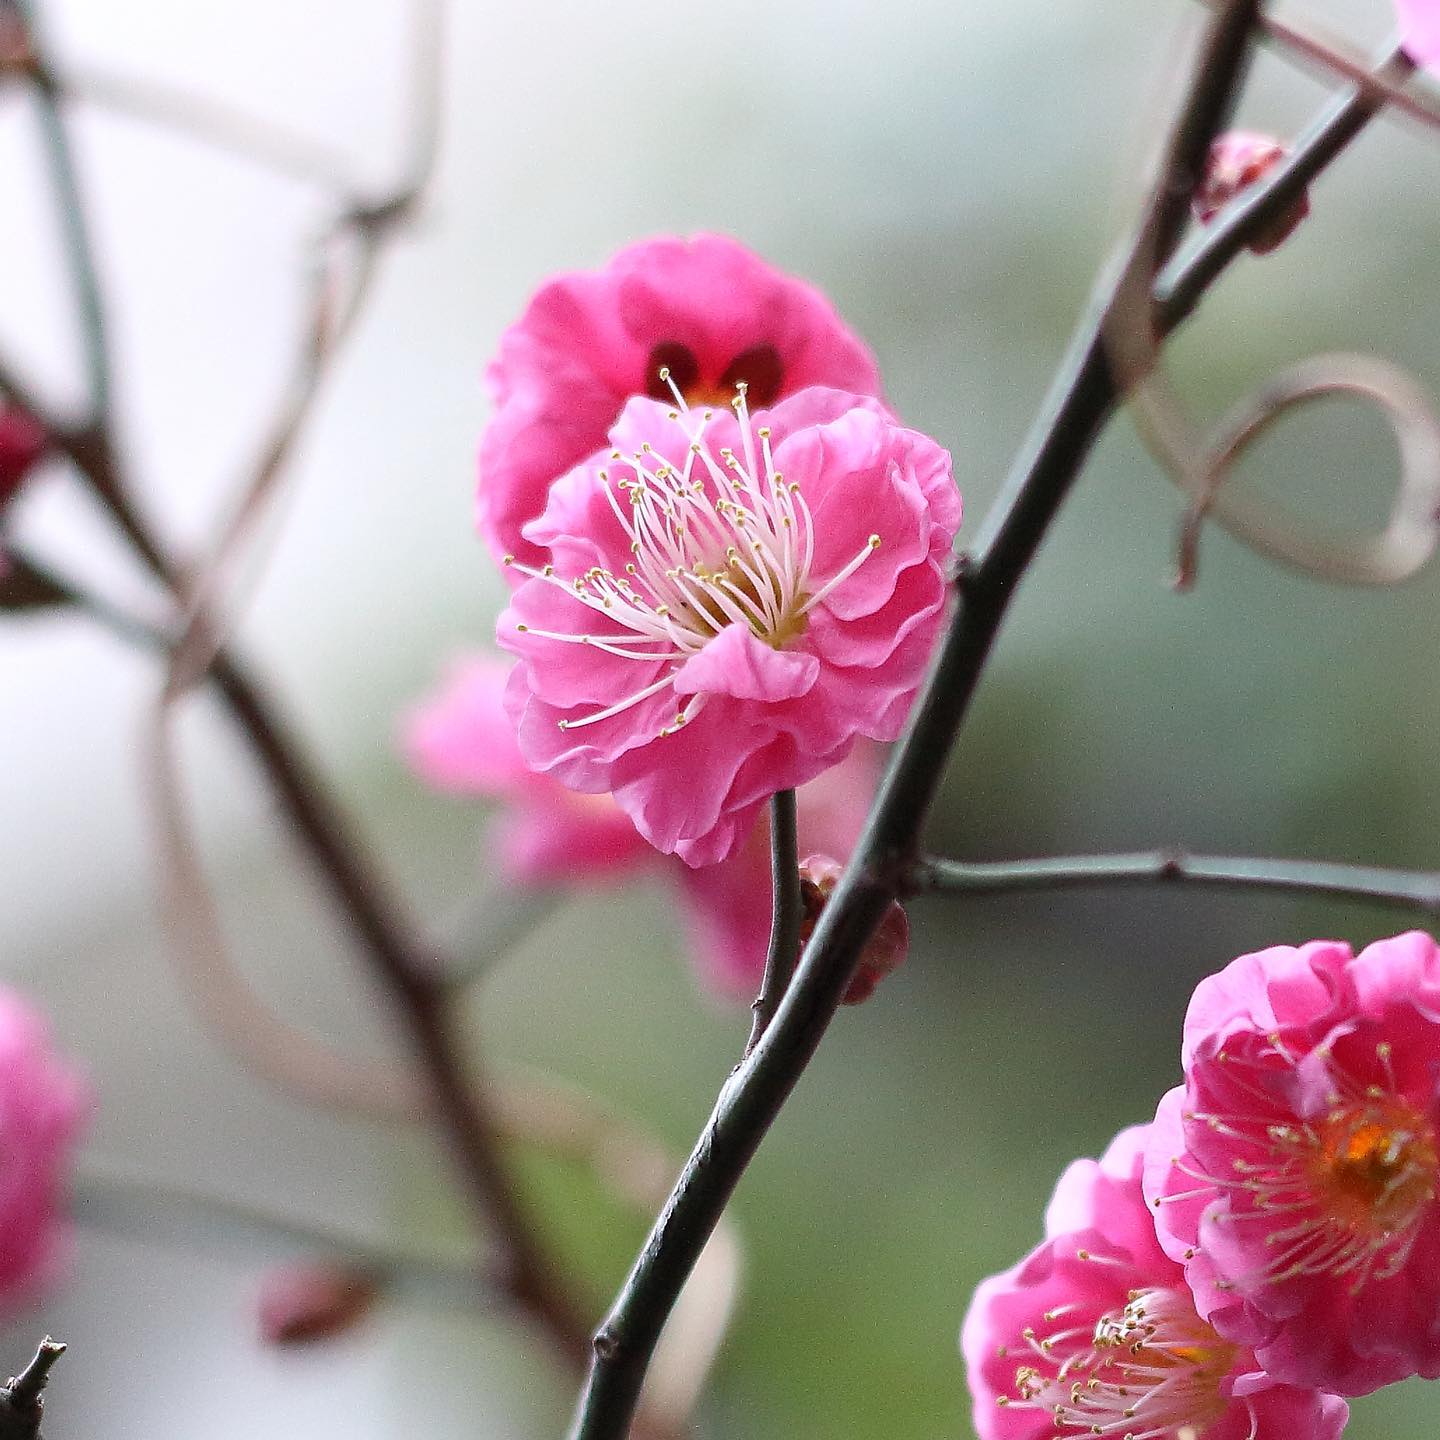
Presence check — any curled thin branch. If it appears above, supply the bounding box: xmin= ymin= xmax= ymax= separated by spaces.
xmin=1175 ymin=352 xmax=1440 ymax=588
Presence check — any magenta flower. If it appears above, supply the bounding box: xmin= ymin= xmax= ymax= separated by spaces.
xmin=1395 ymin=0 xmax=1440 ymax=67
xmin=962 ymin=1126 xmax=1348 ymax=1440
xmin=403 ymin=652 xmax=877 ymax=996
xmin=1193 ymin=132 xmax=1310 ymax=255
xmin=498 ymin=387 xmax=958 ymax=865
xmin=0 ymin=408 xmax=45 ymax=511
xmin=0 ymin=989 xmax=88 ymax=1308
xmin=477 ymin=233 xmax=883 ymax=573
xmin=1144 ymin=932 xmax=1440 ymax=1395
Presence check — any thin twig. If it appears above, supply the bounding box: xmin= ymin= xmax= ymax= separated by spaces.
xmin=914 ymin=850 xmax=1440 ymax=913
xmin=8 ymin=0 xmax=109 ymax=424
xmin=565 ymin=7 xmax=1266 ymax=1437
xmin=744 ymin=790 xmax=801 ymax=1057
xmin=0 ymin=1337 xmax=65 ymax=1440
xmin=1157 ymin=45 xmax=1417 ymax=328
xmin=7 ymin=0 xmax=600 ymax=1386
xmin=1192 ymin=0 xmax=1440 ymax=131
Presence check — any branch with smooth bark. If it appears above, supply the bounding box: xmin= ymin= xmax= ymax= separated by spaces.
xmin=914 ymin=850 xmax=1440 ymax=914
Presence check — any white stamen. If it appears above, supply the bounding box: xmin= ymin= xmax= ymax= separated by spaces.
xmin=523 ymin=390 xmax=882 ymax=733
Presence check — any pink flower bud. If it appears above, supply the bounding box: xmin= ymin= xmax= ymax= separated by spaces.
xmin=1193 ymin=131 xmax=1310 ymax=255
xmin=796 ymin=854 xmax=908 ymax=1005
xmin=256 ymin=1262 xmax=378 ymax=1346
xmin=0 ymin=409 xmax=46 ymax=511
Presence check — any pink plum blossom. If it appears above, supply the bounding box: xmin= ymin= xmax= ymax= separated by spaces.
xmin=1143 ymin=931 xmax=1440 ymax=1395
xmin=962 ymin=1125 xmax=1348 ymax=1440
xmin=477 ymin=233 xmax=884 ymax=573
xmin=403 ymin=653 xmax=877 ymax=996
xmin=0 ymin=989 xmax=88 ymax=1308
xmin=497 ymin=387 xmax=959 ymax=866
xmin=1395 ymin=0 xmax=1440 ymax=67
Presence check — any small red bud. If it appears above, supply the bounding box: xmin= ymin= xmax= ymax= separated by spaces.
xmin=0 ymin=409 xmax=46 ymax=512
xmin=256 ymin=1261 xmax=378 ymax=1346
xmin=1193 ymin=131 xmax=1310 ymax=255
xmin=797 ymin=854 xmax=909 ymax=1006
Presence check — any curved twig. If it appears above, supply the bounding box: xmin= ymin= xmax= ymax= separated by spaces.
xmin=1175 ymin=352 xmax=1440 ymax=587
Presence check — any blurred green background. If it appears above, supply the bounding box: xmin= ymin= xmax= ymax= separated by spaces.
xmin=4 ymin=0 xmax=1440 ymax=1436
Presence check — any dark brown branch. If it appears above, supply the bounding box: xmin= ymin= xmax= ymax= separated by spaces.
xmin=744 ymin=790 xmax=801 ymax=1056
xmin=565 ymin=6 xmax=1266 ymax=1437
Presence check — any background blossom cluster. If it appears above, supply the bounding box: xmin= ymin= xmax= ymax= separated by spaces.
xmin=963 ymin=930 xmax=1440 ymax=1439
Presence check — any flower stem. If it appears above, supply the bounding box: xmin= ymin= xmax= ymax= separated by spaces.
xmin=745 ymin=790 xmax=801 ymax=1057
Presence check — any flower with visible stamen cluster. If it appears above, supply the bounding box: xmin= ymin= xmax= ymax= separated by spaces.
xmin=402 ymin=651 xmax=878 ymax=994
xmin=961 ymin=1125 xmax=1348 ymax=1440
xmin=1143 ymin=931 xmax=1440 ymax=1395
xmin=498 ymin=383 xmax=959 ymax=865
xmin=477 ymin=233 xmax=884 ymax=574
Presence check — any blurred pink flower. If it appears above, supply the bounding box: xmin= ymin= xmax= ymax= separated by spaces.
xmin=257 ymin=1261 xmax=378 ymax=1346
xmin=404 ymin=654 xmax=877 ymax=996
xmin=0 ymin=408 xmax=45 ymax=510
xmin=498 ymin=387 xmax=958 ymax=866
xmin=1193 ymin=131 xmax=1310 ymax=255
xmin=1144 ymin=932 xmax=1440 ymax=1395
xmin=1396 ymin=0 xmax=1440 ymax=66
xmin=0 ymin=990 xmax=88 ymax=1309
xmin=477 ymin=233 xmax=883 ymax=573
xmin=961 ymin=1125 xmax=1348 ymax=1440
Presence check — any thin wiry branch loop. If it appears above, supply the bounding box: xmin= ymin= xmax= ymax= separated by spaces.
xmin=1176 ymin=352 xmax=1440 ymax=587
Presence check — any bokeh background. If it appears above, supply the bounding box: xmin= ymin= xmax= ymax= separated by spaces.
xmin=3 ymin=0 xmax=1440 ymax=1435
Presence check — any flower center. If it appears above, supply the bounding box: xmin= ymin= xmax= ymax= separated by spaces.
xmin=506 ymin=381 xmax=880 ymax=737
xmin=1172 ymin=1039 xmax=1439 ymax=1293
xmin=1000 ymin=1280 xmax=1236 ymax=1439
xmin=1309 ymin=1097 xmax=1438 ymax=1236
xmin=644 ymin=341 xmax=784 ymax=409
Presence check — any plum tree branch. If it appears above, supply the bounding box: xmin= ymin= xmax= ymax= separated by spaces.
xmin=566 ymin=5 xmax=1269 ymax=1437
xmin=914 ymin=850 xmax=1440 ymax=914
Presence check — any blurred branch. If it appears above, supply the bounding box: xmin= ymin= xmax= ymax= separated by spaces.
xmin=1192 ymin=0 xmax=1440 ymax=131
xmin=73 ymin=1161 xmax=494 ymax=1315
xmin=4 ymin=0 xmax=608 ymax=1392
xmin=914 ymin=850 xmax=1440 ymax=914
xmin=64 ymin=61 xmax=358 ymax=194
xmin=0 ymin=1338 xmax=64 ymax=1440
xmin=566 ymin=7 xmax=1267 ymax=1438
xmin=744 ymin=790 xmax=801 ymax=1057
xmin=5 ymin=0 xmax=110 ymax=426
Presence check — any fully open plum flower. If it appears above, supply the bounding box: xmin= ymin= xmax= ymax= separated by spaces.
xmin=1395 ymin=0 xmax=1440 ymax=67
xmin=497 ymin=385 xmax=959 ymax=865
xmin=1144 ymin=932 xmax=1440 ymax=1395
xmin=478 ymin=233 xmax=884 ymax=573
xmin=403 ymin=652 xmax=877 ymax=995
xmin=0 ymin=988 xmax=88 ymax=1308
xmin=962 ymin=1125 xmax=1348 ymax=1440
